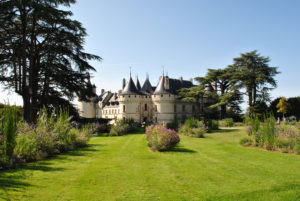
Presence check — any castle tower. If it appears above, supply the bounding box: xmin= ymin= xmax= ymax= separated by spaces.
xmin=118 ymin=75 xmax=143 ymax=122
xmin=152 ymin=75 xmax=176 ymax=123
xmin=78 ymin=85 xmax=97 ymax=118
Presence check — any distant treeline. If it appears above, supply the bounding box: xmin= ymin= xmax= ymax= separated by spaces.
xmin=269 ymin=97 xmax=300 ymax=120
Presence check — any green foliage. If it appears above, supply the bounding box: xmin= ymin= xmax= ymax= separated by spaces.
xmin=1 ymin=107 xmax=91 ymax=168
xmin=96 ymin=123 xmax=111 ymax=134
xmin=145 ymin=125 xmax=180 ymax=151
xmin=270 ymin=96 xmax=300 ymax=120
xmin=109 ymin=124 xmax=130 ymax=136
xmin=166 ymin=119 xmax=179 ymax=131
xmin=2 ymin=127 xmax=300 ymax=200
xmin=219 ymin=118 xmax=234 ymax=127
xmin=243 ymin=115 xmax=300 ymax=154
xmin=293 ymin=142 xmax=300 ymax=154
xmin=231 ymin=50 xmax=279 ymax=114
xmin=240 ymin=136 xmax=253 ymax=146
xmin=205 ymin=119 xmax=219 ymax=130
xmin=0 ymin=0 xmax=101 ymax=123
xmin=109 ymin=119 xmax=139 ymax=136
xmin=259 ymin=115 xmax=276 ymax=150
xmin=14 ymin=131 xmax=39 ymax=162
xmin=54 ymin=108 xmax=74 ymax=151
xmin=245 ymin=115 xmax=260 ymax=138
xmin=179 ymin=118 xmax=207 ymax=138
xmin=0 ymin=106 xmax=18 ymax=168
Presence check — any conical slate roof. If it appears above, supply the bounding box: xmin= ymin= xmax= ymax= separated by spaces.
xmin=141 ymin=77 xmax=154 ymax=94
xmin=154 ymin=76 xmax=169 ymax=95
xmin=121 ymin=77 xmax=141 ymax=95
xmin=134 ymin=77 xmax=142 ymax=91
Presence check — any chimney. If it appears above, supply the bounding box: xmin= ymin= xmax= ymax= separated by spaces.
xmin=179 ymin=76 xmax=183 ymax=82
xmin=122 ymin=78 xmax=126 ymax=89
xmin=101 ymin=89 xmax=105 ymax=94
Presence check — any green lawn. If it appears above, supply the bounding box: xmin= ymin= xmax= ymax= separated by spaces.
xmin=1 ymin=127 xmax=300 ymax=201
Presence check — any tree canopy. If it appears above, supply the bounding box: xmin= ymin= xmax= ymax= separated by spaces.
xmin=179 ymin=50 xmax=279 ymax=119
xmin=231 ymin=50 xmax=279 ymax=114
xmin=0 ymin=0 xmax=101 ymax=123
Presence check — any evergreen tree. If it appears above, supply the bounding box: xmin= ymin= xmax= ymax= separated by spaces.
xmin=0 ymin=0 xmax=101 ymax=123
xmin=202 ymin=67 xmax=242 ymax=119
xmin=231 ymin=50 xmax=279 ymax=114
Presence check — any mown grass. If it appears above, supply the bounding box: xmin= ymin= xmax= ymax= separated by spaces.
xmin=0 ymin=127 xmax=300 ymax=201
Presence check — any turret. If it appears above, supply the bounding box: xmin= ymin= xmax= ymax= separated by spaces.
xmin=141 ymin=74 xmax=154 ymax=94
xmin=152 ymin=76 xmax=176 ymax=123
xmin=134 ymin=76 xmax=142 ymax=91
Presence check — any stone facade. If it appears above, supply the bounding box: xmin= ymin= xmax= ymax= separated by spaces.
xmin=78 ymin=75 xmax=205 ymax=124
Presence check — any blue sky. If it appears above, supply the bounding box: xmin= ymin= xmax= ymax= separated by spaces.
xmin=2 ymin=0 xmax=300 ymax=107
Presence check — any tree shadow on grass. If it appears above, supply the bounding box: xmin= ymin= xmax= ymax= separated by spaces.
xmin=0 ymin=143 xmax=104 ymax=195
xmin=165 ymin=145 xmax=197 ymax=153
xmin=0 ymin=175 xmax=32 ymax=201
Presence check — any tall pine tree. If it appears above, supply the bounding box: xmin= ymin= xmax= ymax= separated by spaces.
xmin=0 ymin=0 xmax=101 ymax=123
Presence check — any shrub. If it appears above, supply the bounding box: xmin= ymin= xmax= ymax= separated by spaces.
xmin=70 ymin=128 xmax=91 ymax=147
xmin=206 ymin=119 xmax=219 ymax=130
xmin=0 ymin=106 xmax=18 ymax=168
xmin=118 ymin=118 xmax=138 ymax=132
xmin=259 ymin=115 xmax=277 ymax=150
xmin=146 ymin=125 xmax=180 ymax=151
xmin=190 ymin=128 xmax=206 ymax=138
xmin=109 ymin=123 xmax=130 ymax=136
xmin=220 ymin=118 xmax=234 ymax=127
xmin=184 ymin=118 xmax=200 ymax=129
xmin=96 ymin=123 xmax=110 ymax=134
xmin=240 ymin=136 xmax=253 ymax=146
xmin=234 ymin=122 xmax=245 ymax=127
xmin=246 ymin=115 xmax=260 ymax=136
xmin=167 ymin=119 xmax=179 ymax=131
xmin=179 ymin=118 xmax=207 ymax=138
xmin=53 ymin=108 xmax=73 ymax=152
xmin=293 ymin=142 xmax=300 ymax=154
xmin=276 ymin=138 xmax=292 ymax=153
xmin=14 ymin=131 xmax=39 ymax=162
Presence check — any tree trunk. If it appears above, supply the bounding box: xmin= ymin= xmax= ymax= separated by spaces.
xmin=221 ymin=104 xmax=226 ymax=119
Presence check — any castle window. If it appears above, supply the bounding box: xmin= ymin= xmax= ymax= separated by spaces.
xmin=174 ymin=105 xmax=177 ymax=112
xmin=155 ymin=105 xmax=158 ymax=112
xmin=161 ymin=94 xmax=163 ymax=97
xmin=128 ymin=95 xmax=131 ymax=98
xmin=145 ymin=104 xmax=147 ymax=111
xmin=182 ymin=105 xmax=186 ymax=112
xmin=123 ymin=105 xmax=126 ymax=112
